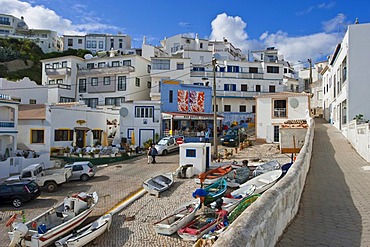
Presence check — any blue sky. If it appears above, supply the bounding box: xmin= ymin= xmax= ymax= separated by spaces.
xmin=2 ymin=0 xmax=370 ymax=64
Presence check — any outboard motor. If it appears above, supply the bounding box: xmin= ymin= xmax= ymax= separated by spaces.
xmin=9 ymin=223 xmax=28 ymax=247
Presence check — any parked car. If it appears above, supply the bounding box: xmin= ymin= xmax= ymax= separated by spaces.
xmin=0 ymin=180 xmax=41 ymax=208
xmin=155 ymin=136 xmax=184 ymax=155
xmin=220 ymin=127 xmax=247 ymax=147
xmin=5 ymin=163 xmax=72 ymax=192
xmin=64 ymin=161 xmax=96 ymax=181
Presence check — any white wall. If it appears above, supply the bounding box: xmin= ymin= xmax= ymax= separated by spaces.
xmin=0 ymin=78 xmax=48 ymax=104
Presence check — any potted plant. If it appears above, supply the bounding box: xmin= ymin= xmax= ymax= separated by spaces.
xmin=63 ymin=147 xmax=70 ymax=157
xmin=78 ymin=149 xmax=84 ymax=157
xmin=93 ymin=149 xmax=100 ymax=158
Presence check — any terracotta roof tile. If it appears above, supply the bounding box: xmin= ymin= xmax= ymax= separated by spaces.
xmin=18 ymin=104 xmax=46 ymax=120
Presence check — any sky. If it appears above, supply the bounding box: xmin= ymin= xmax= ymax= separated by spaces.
xmin=1 ymin=0 xmax=370 ymax=66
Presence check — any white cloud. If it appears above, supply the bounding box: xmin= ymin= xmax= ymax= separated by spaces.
xmin=210 ymin=13 xmax=341 ymax=65
xmin=322 ymin=13 xmax=347 ymax=33
xmin=0 ymin=0 xmax=120 ymax=35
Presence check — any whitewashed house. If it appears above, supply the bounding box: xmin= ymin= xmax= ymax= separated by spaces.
xmin=0 ymin=78 xmax=48 ymax=104
xmin=255 ymin=92 xmax=311 ymax=143
xmin=0 ymin=94 xmax=18 ymax=159
xmin=322 ymin=22 xmax=370 ymax=135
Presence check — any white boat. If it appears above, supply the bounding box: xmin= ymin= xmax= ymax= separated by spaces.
xmin=252 ymin=160 xmax=280 ymax=177
xmin=54 ymin=213 xmax=112 ymax=247
xmin=153 ymin=198 xmax=201 ymax=235
xmin=8 ymin=192 xmax=98 ymax=247
xmin=239 ymin=170 xmax=282 ymax=194
xmin=143 ymin=172 xmax=174 ymax=197
xmin=210 ymin=184 xmax=256 ymax=212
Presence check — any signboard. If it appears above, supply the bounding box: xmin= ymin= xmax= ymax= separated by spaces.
xmin=189 ymin=91 xmax=205 ymax=112
xmin=177 ymin=90 xmax=189 ymax=112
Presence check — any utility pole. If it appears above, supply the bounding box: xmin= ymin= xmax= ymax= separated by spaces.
xmin=308 ymin=58 xmax=313 ymax=89
xmin=212 ymin=57 xmax=218 ymax=159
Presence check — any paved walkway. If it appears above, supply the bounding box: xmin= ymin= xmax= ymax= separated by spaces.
xmin=277 ymin=119 xmax=370 ymax=247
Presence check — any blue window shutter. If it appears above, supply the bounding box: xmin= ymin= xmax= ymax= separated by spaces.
xmin=224 ymin=84 xmax=228 ymax=91
xmin=227 ymin=66 xmax=232 ymax=72
xmin=235 ymin=66 xmax=239 ymax=73
xmin=232 ymin=84 xmax=236 ymax=91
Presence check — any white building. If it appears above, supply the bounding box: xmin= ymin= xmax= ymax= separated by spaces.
xmin=40 ymin=51 xmax=151 ymax=106
xmin=255 ymin=92 xmax=311 ymax=143
xmin=0 ymin=14 xmax=62 ymax=53
xmin=63 ymin=33 xmax=132 ymax=54
xmin=322 ymin=22 xmax=370 ymax=133
xmin=0 ymin=94 xmax=18 ymax=159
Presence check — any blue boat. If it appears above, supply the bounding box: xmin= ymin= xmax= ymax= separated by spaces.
xmin=203 ymin=178 xmax=228 ymax=206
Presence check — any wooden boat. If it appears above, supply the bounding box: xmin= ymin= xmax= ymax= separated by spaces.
xmin=228 ymin=194 xmax=260 ymax=223
xmin=8 ymin=192 xmax=98 ymax=247
xmin=54 ymin=213 xmax=112 ymax=247
xmin=194 ymin=165 xmax=232 ymax=185
xmin=210 ymin=184 xmax=256 ymax=212
xmin=239 ymin=169 xmax=282 ymax=194
xmin=252 ymin=160 xmax=280 ymax=177
xmin=153 ymin=198 xmax=201 ymax=235
xmin=203 ymin=178 xmax=228 ymax=206
xmin=177 ymin=210 xmax=227 ymax=242
xmin=143 ymin=172 xmax=174 ymax=197
xmin=226 ymin=166 xmax=251 ymax=188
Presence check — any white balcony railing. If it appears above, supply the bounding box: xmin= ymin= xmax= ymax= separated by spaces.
xmin=78 ymin=65 xmax=135 ymax=75
xmin=190 ymin=71 xmax=263 ymax=79
xmin=45 ymin=67 xmax=71 ymax=76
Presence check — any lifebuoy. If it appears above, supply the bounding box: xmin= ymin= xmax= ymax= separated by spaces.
xmin=6 ymin=214 xmax=17 ymax=227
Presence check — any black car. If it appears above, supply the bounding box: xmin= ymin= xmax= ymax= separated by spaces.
xmin=0 ymin=180 xmax=41 ymax=208
xmin=220 ymin=127 xmax=247 ymax=147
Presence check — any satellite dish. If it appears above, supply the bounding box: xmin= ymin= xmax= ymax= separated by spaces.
xmin=290 ymin=98 xmax=299 ymax=109
xmin=119 ymin=107 xmax=129 ymax=117
xmin=84 ymin=54 xmax=93 ymax=60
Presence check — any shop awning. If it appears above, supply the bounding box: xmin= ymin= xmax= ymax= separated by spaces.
xmin=162 ymin=112 xmax=224 ymax=120
xmin=74 ymin=127 xmax=90 ymax=131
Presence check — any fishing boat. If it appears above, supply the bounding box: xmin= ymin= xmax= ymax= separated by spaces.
xmin=177 ymin=210 xmax=227 ymax=242
xmin=202 ymin=178 xmax=228 ymax=206
xmin=210 ymin=184 xmax=256 ymax=212
xmin=8 ymin=192 xmax=98 ymax=247
xmin=143 ymin=172 xmax=174 ymax=197
xmin=226 ymin=166 xmax=251 ymax=188
xmin=194 ymin=165 xmax=232 ymax=185
xmin=239 ymin=169 xmax=282 ymax=194
xmin=54 ymin=213 xmax=112 ymax=247
xmin=153 ymin=198 xmax=201 ymax=235
xmin=228 ymin=194 xmax=260 ymax=223
xmin=252 ymin=159 xmax=280 ymax=177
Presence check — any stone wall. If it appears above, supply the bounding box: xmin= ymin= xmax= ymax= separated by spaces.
xmin=213 ymin=119 xmax=315 ymax=247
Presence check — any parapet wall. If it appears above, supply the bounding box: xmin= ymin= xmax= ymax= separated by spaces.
xmin=213 ymin=119 xmax=315 ymax=247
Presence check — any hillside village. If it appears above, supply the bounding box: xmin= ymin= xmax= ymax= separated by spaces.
xmin=1 ymin=13 xmax=370 ymax=175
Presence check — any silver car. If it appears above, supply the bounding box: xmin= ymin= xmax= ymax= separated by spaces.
xmin=64 ymin=161 xmax=96 ymax=181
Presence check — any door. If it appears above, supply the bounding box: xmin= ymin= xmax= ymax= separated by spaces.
xmin=139 ymin=129 xmax=154 ymax=147
xmin=205 ymin=146 xmax=210 ymax=170
xmin=76 ymin=130 xmax=85 ymax=148
xmin=71 ymin=164 xmax=83 ymax=180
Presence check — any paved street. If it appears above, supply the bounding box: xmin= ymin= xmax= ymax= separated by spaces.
xmin=277 ymin=119 xmax=370 ymax=247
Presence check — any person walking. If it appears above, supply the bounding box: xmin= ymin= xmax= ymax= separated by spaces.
xmin=147 ymin=146 xmax=152 ymax=164
xmin=204 ymin=128 xmax=210 ymax=143
xmin=150 ymin=144 xmax=158 ymax=164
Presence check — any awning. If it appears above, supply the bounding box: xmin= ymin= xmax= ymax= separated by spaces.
xmin=74 ymin=127 xmax=90 ymax=131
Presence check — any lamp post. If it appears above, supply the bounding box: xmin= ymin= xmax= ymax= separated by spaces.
xmin=212 ymin=57 xmax=218 ymax=158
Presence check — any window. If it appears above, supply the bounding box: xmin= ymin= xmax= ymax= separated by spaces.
xmin=147 ymin=81 xmax=151 ymax=88
xmin=112 ymin=61 xmax=120 ymax=67
xmin=224 ymin=84 xmax=236 ymax=91
xmin=103 ymin=77 xmax=110 ymax=85
xmin=249 ymin=67 xmax=258 ymax=73
xmin=48 ymin=80 xmax=56 ymax=85
xmin=267 ymin=66 xmax=279 ymax=73
xmin=87 ymin=63 xmax=94 ymax=69
xmin=118 ymin=76 xmax=126 ymax=91
xmin=342 ymin=57 xmax=347 ymax=83
xmin=52 ymin=62 xmax=59 ymax=69
xmin=186 ymin=149 xmax=196 ymax=158
xmin=31 ymin=129 xmax=44 ymax=143
xmin=193 ymin=67 xmax=205 ymax=71
xmin=67 ymin=39 xmax=73 ymax=46
xmin=61 ymin=61 xmax=67 ymax=68
xmin=147 ymin=65 xmax=151 ymax=73
xmin=29 ymin=99 xmax=36 ymax=104
xmin=92 ymin=130 xmax=101 ymax=140
xmin=78 ymin=39 xmax=82 ymax=44
xmin=98 ymin=62 xmax=105 ymax=68
xmin=135 ymin=107 xmax=153 ymax=118
xmin=169 ymin=90 xmax=173 ymax=103
xmin=273 ymin=99 xmax=287 ymax=117
xmin=57 ymin=79 xmax=63 ymax=84
xmin=91 ymin=41 xmax=97 ymax=48
xmin=273 ymin=126 xmax=280 ymax=142
xmin=91 ymin=77 xmax=98 ymax=86
xmin=79 ymin=79 xmax=87 ymax=93
xmin=84 ymin=98 xmax=98 ymax=108
xmin=239 ymin=105 xmax=246 ymax=112
xmin=304 ymin=79 xmax=310 ymax=91
xmin=213 ymin=105 xmax=219 ymax=112
xmin=241 ymin=84 xmax=248 ymax=91
xmin=99 ymin=41 xmax=104 ymax=49
xmin=60 ymin=97 xmax=74 ymax=103
xmin=269 ymin=85 xmax=275 ymax=92
xmin=177 ymin=63 xmax=184 ymax=70
xmin=200 ymin=43 xmax=203 ymax=49
xmin=119 ymin=43 xmax=123 ymax=49
xmin=105 ymin=97 xmax=125 ymax=106
xmin=0 ymin=17 xmax=10 ymax=25
xmin=227 ymin=65 xmax=239 ymax=73
xmin=135 ymin=77 xmax=140 ymax=87
xmin=256 ymin=85 xmax=261 ymax=92
xmin=252 ymin=105 xmax=256 ymax=113
xmin=224 ymin=105 xmax=231 ymax=112
xmin=55 ymin=129 xmax=73 ymax=141
xmin=73 ymin=165 xmax=83 ymax=171
xmin=86 ymin=40 xmax=92 ymax=48
xmin=122 ymin=60 xmax=131 ymax=66
xmin=152 ymin=59 xmax=170 ymax=70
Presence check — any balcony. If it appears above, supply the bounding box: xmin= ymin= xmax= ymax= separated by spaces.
xmin=191 ymin=71 xmax=263 ymax=79
xmin=0 ymin=20 xmax=11 ymax=26
xmin=0 ymin=121 xmax=15 ymax=128
xmin=216 ymin=90 xmax=261 ymax=98
xmin=45 ymin=67 xmax=71 ymax=77
xmin=274 ymin=108 xmax=287 ymax=118
xmin=78 ymin=65 xmax=135 ymax=75
xmin=171 ymin=45 xmax=184 ymax=54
